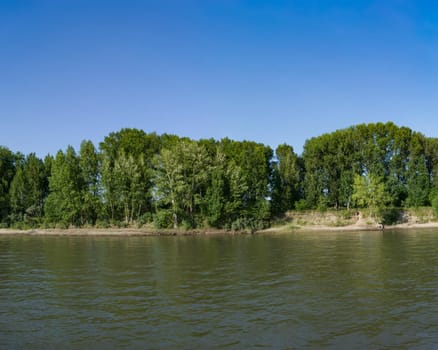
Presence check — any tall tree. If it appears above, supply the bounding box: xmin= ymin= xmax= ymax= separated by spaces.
xmin=100 ymin=128 xmax=160 ymax=222
xmin=271 ymin=144 xmax=302 ymax=214
xmin=352 ymin=173 xmax=391 ymax=223
xmin=79 ymin=140 xmax=101 ymax=224
xmin=153 ymin=140 xmax=210 ymax=228
xmin=426 ymin=137 xmax=438 ymax=203
xmin=0 ymin=146 xmax=16 ymax=224
xmin=9 ymin=153 xmax=48 ymax=225
xmin=405 ymin=133 xmax=430 ymax=207
xmin=44 ymin=146 xmax=84 ymax=226
xmin=114 ymin=151 xmax=145 ymax=225
xmin=203 ymin=148 xmax=227 ymax=227
xmin=219 ymin=138 xmax=272 ymax=228
xmin=302 ymin=122 xmax=434 ymax=210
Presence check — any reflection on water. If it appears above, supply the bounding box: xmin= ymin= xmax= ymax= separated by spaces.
xmin=1 ymin=230 xmax=438 ymax=349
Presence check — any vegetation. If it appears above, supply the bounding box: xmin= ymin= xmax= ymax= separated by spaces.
xmin=1 ymin=122 xmax=438 ymax=230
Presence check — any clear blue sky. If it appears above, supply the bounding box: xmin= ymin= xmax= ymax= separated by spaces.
xmin=1 ymin=0 xmax=438 ymax=156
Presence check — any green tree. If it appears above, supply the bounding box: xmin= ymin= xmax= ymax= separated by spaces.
xmin=113 ymin=151 xmax=145 ymax=225
xmin=402 ymin=132 xmax=430 ymax=207
xmin=302 ymin=122 xmax=434 ymax=210
xmin=302 ymin=132 xmax=343 ymax=209
xmin=9 ymin=153 xmax=48 ymax=226
xmin=153 ymin=140 xmax=210 ymax=228
xmin=100 ymin=128 xmax=160 ymax=222
xmin=44 ymin=146 xmax=84 ymax=226
xmin=271 ymin=144 xmax=302 ymax=214
xmin=79 ymin=140 xmax=101 ymax=225
xmin=352 ymin=173 xmax=391 ymax=223
xmin=0 ymin=147 xmax=17 ymax=224
xmin=203 ymin=149 xmax=226 ymax=227
xmin=219 ymin=139 xmax=272 ymax=229
xmin=405 ymin=155 xmax=430 ymax=207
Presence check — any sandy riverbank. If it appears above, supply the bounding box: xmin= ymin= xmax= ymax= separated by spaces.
xmin=264 ymin=221 xmax=438 ymax=233
xmin=1 ymin=221 xmax=438 ymax=236
xmin=0 ymin=227 xmax=236 ymax=236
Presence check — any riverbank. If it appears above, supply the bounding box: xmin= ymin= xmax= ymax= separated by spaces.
xmin=264 ymin=221 xmax=438 ymax=233
xmin=266 ymin=208 xmax=438 ymax=232
xmin=1 ymin=221 xmax=438 ymax=236
xmin=0 ymin=227 xmax=237 ymax=236
xmin=1 ymin=208 xmax=437 ymax=236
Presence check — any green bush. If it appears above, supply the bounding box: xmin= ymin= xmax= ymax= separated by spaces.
xmin=10 ymin=221 xmax=30 ymax=230
xmin=342 ymin=210 xmax=355 ymax=220
xmin=55 ymin=221 xmax=69 ymax=229
xmin=231 ymin=218 xmax=245 ymax=231
xmin=379 ymin=207 xmax=400 ymax=225
xmin=230 ymin=217 xmax=269 ymax=232
xmin=95 ymin=220 xmax=110 ymax=229
xmin=153 ymin=210 xmax=174 ymax=229
xmin=294 ymin=199 xmax=309 ymax=211
xmin=432 ymin=196 xmax=438 ymax=219
xmin=137 ymin=212 xmax=153 ymax=228
xmin=181 ymin=219 xmax=194 ymax=230
xmin=41 ymin=220 xmax=56 ymax=229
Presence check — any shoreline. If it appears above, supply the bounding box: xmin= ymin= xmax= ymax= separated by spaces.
xmin=265 ymin=221 xmax=438 ymax=233
xmin=0 ymin=227 xmax=240 ymax=236
xmin=1 ymin=221 xmax=438 ymax=236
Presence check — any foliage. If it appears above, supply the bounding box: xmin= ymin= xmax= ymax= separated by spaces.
xmin=9 ymin=153 xmax=48 ymax=226
xmin=153 ymin=140 xmax=211 ymax=228
xmin=99 ymin=129 xmax=160 ymax=223
xmin=432 ymin=196 xmax=438 ymax=219
xmin=44 ymin=147 xmax=84 ymax=226
xmin=352 ymin=173 xmax=391 ymax=223
xmin=270 ymin=144 xmax=303 ymax=214
xmin=153 ymin=209 xmax=174 ymax=229
xmin=2 ymin=122 xmax=438 ymax=230
xmin=79 ymin=140 xmax=101 ymax=225
xmin=0 ymin=146 xmax=16 ymax=224
xmin=379 ymin=208 xmax=400 ymax=225
xmin=302 ymin=122 xmax=434 ymax=211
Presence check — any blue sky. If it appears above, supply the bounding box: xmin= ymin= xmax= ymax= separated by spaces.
xmin=1 ymin=0 xmax=438 ymax=156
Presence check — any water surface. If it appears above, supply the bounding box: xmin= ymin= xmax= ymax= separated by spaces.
xmin=1 ymin=230 xmax=438 ymax=349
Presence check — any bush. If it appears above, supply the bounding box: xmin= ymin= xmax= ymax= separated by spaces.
xmin=137 ymin=212 xmax=153 ymax=228
xmin=55 ymin=221 xmax=69 ymax=229
xmin=294 ymin=199 xmax=309 ymax=211
xmin=230 ymin=217 xmax=269 ymax=232
xmin=379 ymin=207 xmax=400 ymax=225
xmin=41 ymin=220 xmax=56 ymax=229
xmin=153 ymin=210 xmax=174 ymax=229
xmin=95 ymin=220 xmax=110 ymax=229
xmin=342 ymin=210 xmax=355 ymax=220
xmin=231 ymin=218 xmax=245 ymax=231
xmin=432 ymin=196 xmax=438 ymax=219
xmin=10 ymin=221 xmax=30 ymax=230
xmin=181 ymin=219 xmax=194 ymax=230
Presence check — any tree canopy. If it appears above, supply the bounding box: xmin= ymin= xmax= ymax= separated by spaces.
xmin=1 ymin=122 xmax=437 ymax=229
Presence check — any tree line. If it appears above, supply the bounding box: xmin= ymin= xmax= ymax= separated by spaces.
xmin=1 ymin=122 xmax=438 ymax=230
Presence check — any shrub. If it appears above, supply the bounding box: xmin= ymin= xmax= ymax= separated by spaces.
xmin=432 ymin=196 xmax=438 ymax=219
xmin=55 ymin=221 xmax=69 ymax=229
xmin=137 ymin=213 xmax=153 ymax=228
xmin=379 ymin=207 xmax=400 ymax=225
xmin=95 ymin=220 xmax=110 ymax=229
xmin=294 ymin=199 xmax=309 ymax=211
xmin=153 ymin=210 xmax=174 ymax=229
xmin=230 ymin=217 xmax=269 ymax=232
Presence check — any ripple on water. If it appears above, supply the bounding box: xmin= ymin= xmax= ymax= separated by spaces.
xmin=1 ymin=232 xmax=438 ymax=349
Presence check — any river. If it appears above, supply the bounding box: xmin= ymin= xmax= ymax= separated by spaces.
xmin=1 ymin=230 xmax=437 ymax=349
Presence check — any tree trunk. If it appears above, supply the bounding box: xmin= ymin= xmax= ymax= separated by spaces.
xmin=173 ymin=212 xmax=178 ymax=229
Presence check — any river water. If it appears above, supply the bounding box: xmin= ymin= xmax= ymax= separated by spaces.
xmin=1 ymin=230 xmax=437 ymax=349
